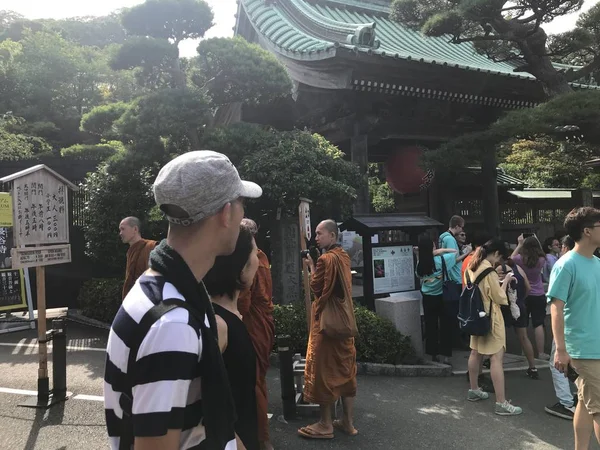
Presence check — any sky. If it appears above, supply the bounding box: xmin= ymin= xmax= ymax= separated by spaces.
xmin=1 ymin=0 xmax=597 ymax=57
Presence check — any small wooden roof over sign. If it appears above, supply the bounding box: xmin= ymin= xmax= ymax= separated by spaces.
xmin=0 ymin=164 xmax=79 ymax=191
xmin=340 ymin=213 xmax=443 ymax=234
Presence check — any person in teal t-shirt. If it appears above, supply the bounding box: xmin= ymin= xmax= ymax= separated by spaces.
xmin=547 ymin=207 xmax=600 ymax=449
xmin=417 ymin=237 xmax=458 ymax=365
xmin=438 ymin=215 xmax=472 ymax=285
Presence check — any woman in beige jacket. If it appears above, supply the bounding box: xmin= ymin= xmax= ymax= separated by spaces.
xmin=466 ymin=239 xmax=523 ymax=416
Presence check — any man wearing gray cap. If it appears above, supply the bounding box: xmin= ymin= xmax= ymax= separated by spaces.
xmin=104 ymin=151 xmax=262 ymax=450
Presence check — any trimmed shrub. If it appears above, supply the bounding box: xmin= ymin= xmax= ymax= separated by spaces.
xmin=61 ymin=141 xmax=125 ymax=161
xmin=77 ymin=278 xmax=123 ymax=324
xmin=273 ymin=302 xmax=417 ymax=365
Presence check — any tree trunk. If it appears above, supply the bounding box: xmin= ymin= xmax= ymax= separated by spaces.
xmin=492 ymin=19 xmax=574 ymax=99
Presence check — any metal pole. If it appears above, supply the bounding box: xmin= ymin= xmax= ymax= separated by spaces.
xmin=277 ymin=335 xmax=296 ymax=420
xmin=51 ymin=318 xmax=67 ymax=400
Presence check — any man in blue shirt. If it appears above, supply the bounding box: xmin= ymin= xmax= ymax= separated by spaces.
xmin=548 ymin=207 xmax=600 ymax=450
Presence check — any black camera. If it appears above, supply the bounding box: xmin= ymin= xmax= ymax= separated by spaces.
xmin=300 ymin=250 xmax=310 ymax=259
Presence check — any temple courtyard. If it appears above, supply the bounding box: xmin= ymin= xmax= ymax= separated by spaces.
xmin=0 ymin=321 xmax=595 ymax=449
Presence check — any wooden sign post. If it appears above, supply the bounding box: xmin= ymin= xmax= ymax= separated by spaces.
xmin=0 ymin=165 xmax=78 ymax=408
xmin=298 ymin=198 xmax=312 ymax=330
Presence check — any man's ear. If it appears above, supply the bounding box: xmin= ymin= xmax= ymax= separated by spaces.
xmin=218 ymin=202 xmax=233 ymax=228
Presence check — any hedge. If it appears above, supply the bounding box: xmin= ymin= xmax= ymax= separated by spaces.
xmin=77 ymin=278 xmax=123 ymax=324
xmin=79 ymin=278 xmax=418 ymax=365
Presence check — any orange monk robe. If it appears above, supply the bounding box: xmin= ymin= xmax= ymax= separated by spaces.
xmin=238 ymin=249 xmax=275 ymax=443
xmin=303 ymin=246 xmax=357 ymax=405
xmin=122 ymin=239 xmax=157 ymax=299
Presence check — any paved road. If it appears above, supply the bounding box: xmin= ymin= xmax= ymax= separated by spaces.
xmin=0 ymin=321 xmax=597 ymax=450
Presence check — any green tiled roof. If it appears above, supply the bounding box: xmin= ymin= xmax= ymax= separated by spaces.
xmin=240 ymin=0 xmax=597 ymax=86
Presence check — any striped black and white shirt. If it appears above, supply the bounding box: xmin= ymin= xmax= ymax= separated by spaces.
xmin=104 ymin=275 xmax=236 ymax=450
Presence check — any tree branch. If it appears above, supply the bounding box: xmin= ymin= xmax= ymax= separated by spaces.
xmin=565 ymin=57 xmax=600 ymax=82
xmin=453 ymin=34 xmax=510 ymax=44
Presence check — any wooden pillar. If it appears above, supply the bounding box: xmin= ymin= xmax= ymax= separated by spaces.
xmin=270 ymin=217 xmax=301 ymax=304
xmin=481 ymin=149 xmax=500 ymax=237
xmin=351 ymin=134 xmax=370 ymax=215
xmin=362 ymin=232 xmax=375 ymax=311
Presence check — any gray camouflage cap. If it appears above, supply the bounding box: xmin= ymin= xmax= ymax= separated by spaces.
xmin=153 ymin=150 xmax=262 ymax=226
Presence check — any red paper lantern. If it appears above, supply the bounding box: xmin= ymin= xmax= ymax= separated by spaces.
xmin=385 ymin=146 xmax=427 ymax=194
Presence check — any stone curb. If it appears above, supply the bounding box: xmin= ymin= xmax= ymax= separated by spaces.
xmin=69 ymin=312 xmax=452 ymax=378
xmin=269 ymin=353 xmax=452 ymax=377
xmin=67 ymin=310 xmax=111 ymax=330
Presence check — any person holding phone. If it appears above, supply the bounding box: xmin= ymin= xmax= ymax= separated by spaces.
xmin=548 ymin=208 xmax=600 ymax=449
xmin=511 ymin=234 xmax=550 ymax=360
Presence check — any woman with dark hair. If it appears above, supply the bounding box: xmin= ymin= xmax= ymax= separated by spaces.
xmin=416 ymin=237 xmax=458 ymax=365
xmin=542 ymin=236 xmax=561 ymax=282
xmin=496 ymin=259 xmax=538 ymax=379
xmin=511 ymin=235 xmax=549 ymax=360
xmin=204 ymin=224 xmax=261 ymax=450
xmin=466 ymin=239 xmax=523 ymax=416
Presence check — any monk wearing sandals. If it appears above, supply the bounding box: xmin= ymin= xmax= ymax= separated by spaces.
xmin=298 ymin=220 xmax=358 ymax=440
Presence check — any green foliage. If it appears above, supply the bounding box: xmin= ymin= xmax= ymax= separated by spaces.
xmin=238 ymin=128 xmax=362 ymax=218
xmin=80 ymin=102 xmax=129 ymax=138
xmin=116 ymin=88 xmax=210 ymax=149
xmin=121 ymin=0 xmax=214 ymax=44
xmin=42 ymin=15 xmax=127 ymax=48
xmin=273 ymin=303 xmax=417 ymax=364
xmin=391 ymin=0 xmax=595 ymax=96
xmin=500 ymin=137 xmax=596 ymax=188
xmin=60 ymin=141 xmax=125 ymax=161
xmin=195 ymin=37 xmax=292 ymax=106
xmin=110 ymin=36 xmax=178 ymax=72
xmin=582 ymin=172 xmax=600 ymax=189
xmin=273 ymin=302 xmax=309 ymax=354
xmin=81 ymin=150 xmax=167 ymax=272
xmin=77 ymin=278 xmax=123 ymax=323
xmin=368 ymin=163 xmax=396 ymax=213
xmin=0 ymin=115 xmax=52 ymax=161
xmin=354 ymin=306 xmax=417 ymax=365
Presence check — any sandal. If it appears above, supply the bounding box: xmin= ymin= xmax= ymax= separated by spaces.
xmin=298 ymin=426 xmax=334 ymax=440
xmin=333 ymin=420 xmax=359 ymax=436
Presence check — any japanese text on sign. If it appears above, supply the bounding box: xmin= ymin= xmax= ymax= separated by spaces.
xmin=0 ymin=193 xmax=12 ymax=227
xmin=13 ymin=172 xmax=68 ymax=246
xmin=11 ymin=245 xmax=71 ymax=269
xmin=372 ymin=246 xmax=415 ymax=294
xmin=0 ymin=269 xmax=26 ymax=311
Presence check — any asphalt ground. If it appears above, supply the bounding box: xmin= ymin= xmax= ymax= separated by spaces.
xmin=0 ymin=321 xmax=597 ymax=450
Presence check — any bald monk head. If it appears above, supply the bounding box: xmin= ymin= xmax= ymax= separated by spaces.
xmin=241 ymin=218 xmax=258 ymax=236
xmin=119 ymin=216 xmax=143 ymax=246
xmin=315 ymin=219 xmax=339 ymax=250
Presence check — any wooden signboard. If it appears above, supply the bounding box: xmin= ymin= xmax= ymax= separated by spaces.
xmin=0 ymin=269 xmax=26 ymax=312
xmin=12 ymin=171 xmax=69 ymax=246
xmin=0 ymin=165 xmax=77 ymax=407
xmin=298 ymin=198 xmax=312 ymax=329
xmin=11 ymin=245 xmax=71 ymax=269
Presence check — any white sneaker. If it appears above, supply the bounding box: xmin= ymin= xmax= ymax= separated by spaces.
xmin=495 ymin=400 xmax=523 ymax=416
xmin=538 ymin=353 xmax=551 ymax=361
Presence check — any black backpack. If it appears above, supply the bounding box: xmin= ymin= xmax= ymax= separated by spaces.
xmin=458 ymin=268 xmax=496 ymax=336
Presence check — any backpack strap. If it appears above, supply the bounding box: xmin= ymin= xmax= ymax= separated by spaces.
xmin=473 ymin=267 xmax=495 ymax=286
xmin=440 ymin=255 xmax=449 ymax=282
xmin=119 ymin=299 xmax=200 ymax=450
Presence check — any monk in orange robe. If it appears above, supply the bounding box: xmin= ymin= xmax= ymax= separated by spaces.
xmin=298 ymin=220 xmax=357 ymax=440
xmin=238 ymin=219 xmax=275 ymax=450
xmin=119 ymin=217 xmax=157 ymax=299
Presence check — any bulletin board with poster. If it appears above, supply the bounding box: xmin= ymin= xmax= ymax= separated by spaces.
xmin=0 ymin=269 xmax=26 ymax=311
xmin=371 ymin=245 xmax=416 ymax=295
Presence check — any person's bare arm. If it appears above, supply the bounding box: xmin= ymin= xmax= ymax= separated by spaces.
xmin=433 ymin=248 xmax=457 ymax=256
xmin=135 ymin=430 xmax=181 ymax=450
xmin=236 ymin=434 xmax=247 ymax=450
xmin=215 ymin=315 xmax=228 ymax=353
xmin=518 ymin=266 xmax=531 ymax=297
xmin=511 ymin=234 xmax=524 ymax=259
xmin=551 ymin=299 xmax=570 ymax=374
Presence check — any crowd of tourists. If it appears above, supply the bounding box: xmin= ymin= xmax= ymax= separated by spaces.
xmin=416 ymin=212 xmax=600 ymax=448
xmin=101 ymin=149 xmax=599 ymax=450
